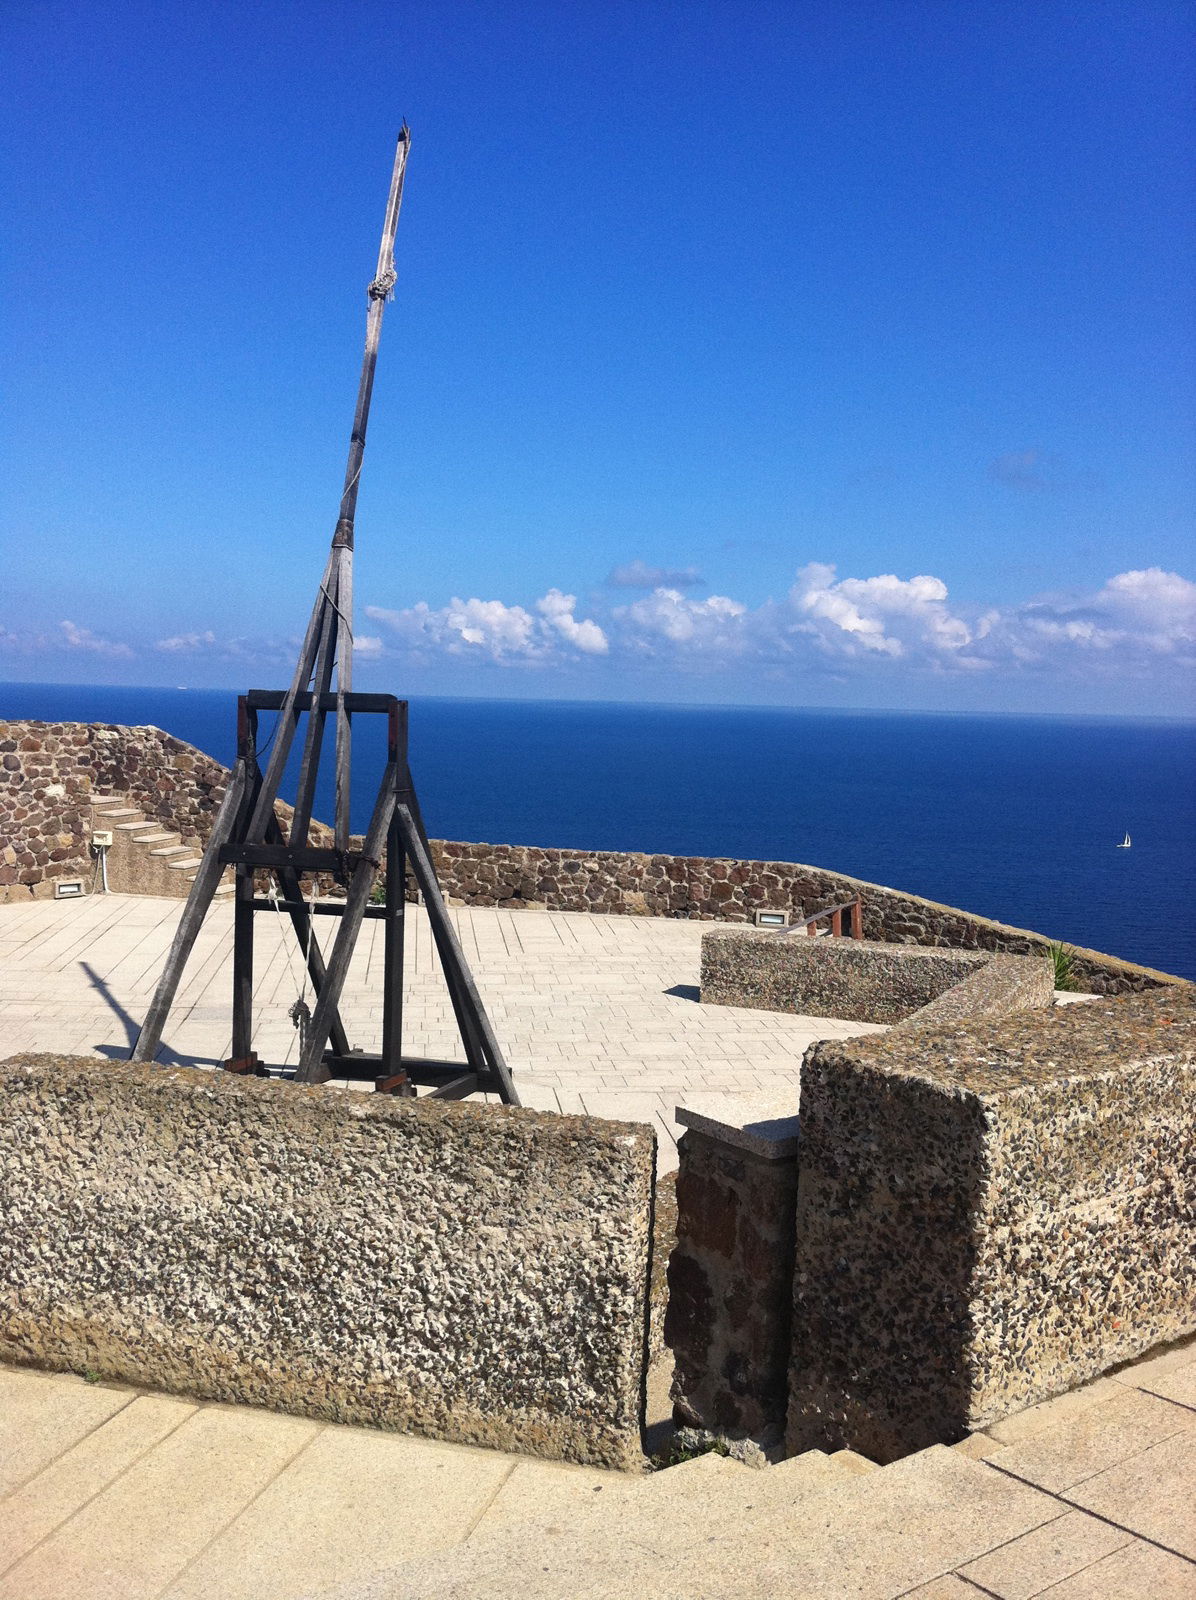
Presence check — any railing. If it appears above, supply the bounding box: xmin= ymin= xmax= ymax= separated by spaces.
xmin=772 ymin=896 xmax=863 ymax=939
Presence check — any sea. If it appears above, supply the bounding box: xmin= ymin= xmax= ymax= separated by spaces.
xmin=5 ymin=682 xmax=1195 ymax=981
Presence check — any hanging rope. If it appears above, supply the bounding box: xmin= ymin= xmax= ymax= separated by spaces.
xmin=368 ymin=265 xmax=397 ymax=301
xmin=268 ymin=875 xmax=319 ymax=1069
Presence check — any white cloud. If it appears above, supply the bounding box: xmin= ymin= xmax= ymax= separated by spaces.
xmin=976 ymin=568 xmax=1196 ymax=671
xmin=536 ymin=589 xmax=609 ymax=654
xmin=60 ymin=620 xmax=134 ymax=659
xmin=155 ymin=630 xmax=217 ymax=653
xmin=366 ymin=591 xmax=607 ymax=664
xmin=789 ymin=564 xmax=972 ymax=661
xmin=362 ymin=566 xmax=1195 ymax=687
xmin=618 ymin=588 xmax=748 ymax=652
xmin=0 ymin=623 xmax=49 ymax=654
xmin=607 ymin=560 xmax=705 ymax=590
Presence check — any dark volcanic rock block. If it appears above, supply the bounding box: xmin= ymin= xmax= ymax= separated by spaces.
xmin=0 ymin=1055 xmax=656 ymax=1471
xmin=666 ymin=1100 xmax=801 ymax=1447
xmin=786 ymin=988 xmax=1196 ymax=1463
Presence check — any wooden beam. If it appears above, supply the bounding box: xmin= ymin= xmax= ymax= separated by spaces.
xmin=130 ymin=761 xmax=251 ymax=1062
xmin=396 ymin=802 xmax=520 ymax=1106
xmin=293 ymin=760 xmax=400 ymax=1084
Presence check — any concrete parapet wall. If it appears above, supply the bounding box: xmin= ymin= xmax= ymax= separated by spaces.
xmin=902 ymin=951 xmax=1054 ymax=1032
xmin=787 ymin=988 xmax=1196 ymax=1463
xmin=701 ymin=931 xmax=1055 ymax=1028
xmin=0 ymin=1054 xmax=655 ymax=1471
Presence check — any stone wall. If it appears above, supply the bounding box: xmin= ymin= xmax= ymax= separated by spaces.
xmin=665 ymin=1098 xmax=800 ymax=1449
xmin=0 ymin=720 xmax=232 ymax=902
xmin=700 ymin=932 xmax=1055 ymax=1028
xmin=430 ymin=841 xmax=1180 ymax=995
xmin=786 ymin=987 xmax=1196 ymax=1464
xmin=0 ymin=1053 xmax=656 ymax=1471
xmin=0 ymin=721 xmax=93 ymax=899
xmin=1 ymin=721 xmax=1184 ymax=995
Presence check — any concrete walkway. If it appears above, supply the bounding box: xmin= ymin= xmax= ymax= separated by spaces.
xmin=0 ymin=1340 xmax=1192 ymax=1599
xmin=0 ymin=893 xmax=883 ymax=1169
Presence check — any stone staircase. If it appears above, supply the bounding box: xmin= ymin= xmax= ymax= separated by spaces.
xmin=1 ymin=1339 xmax=1192 ymax=1598
xmin=88 ymin=793 xmax=232 ymax=901
xmin=335 ymin=1438 xmax=1062 ymax=1600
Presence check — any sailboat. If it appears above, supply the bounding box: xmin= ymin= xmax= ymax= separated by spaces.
xmin=1117 ymin=831 xmax=1132 ymax=848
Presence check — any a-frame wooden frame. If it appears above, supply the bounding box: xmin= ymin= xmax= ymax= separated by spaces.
xmin=128 ymin=129 xmax=519 ymax=1105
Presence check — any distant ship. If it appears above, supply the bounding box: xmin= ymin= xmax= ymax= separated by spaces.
xmin=1117 ymin=831 xmax=1131 ymax=848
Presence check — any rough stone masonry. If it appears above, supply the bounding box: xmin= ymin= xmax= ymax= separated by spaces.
xmin=0 ymin=1056 xmax=656 ymax=1471
xmin=787 ymin=987 xmax=1196 ymax=1463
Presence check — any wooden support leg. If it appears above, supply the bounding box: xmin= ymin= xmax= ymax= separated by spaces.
xmin=293 ymin=761 xmax=399 ymax=1085
xmin=381 ymin=811 xmax=404 ymax=1078
xmin=229 ymin=867 xmax=256 ymax=1068
xmin=129 ymin=761 xmax=251 ymax=1063
xmin=394 ymin=781 xmax=491 ymax=1074
xmin=396 ymin=803 xmax=520 ymax=1106
xmin=290 ymin=570 xmax=339 ymax=848
xmin=244 ymin=552 xmax=334 ymax=844
xmin=334 ymin=550 xmax=353 ymax=852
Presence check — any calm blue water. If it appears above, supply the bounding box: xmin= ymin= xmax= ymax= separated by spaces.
xmin=5 ymin=681 xmax=1195 ymax=980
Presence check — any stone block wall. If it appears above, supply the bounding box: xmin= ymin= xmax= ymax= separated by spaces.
xmin=786 ymin=987 xmax=1196 ymax=1463
xmin=0 ymin=722 xmax=92 ymax=898
xmin=427 ymin=842 xmax=1178 ymax=994
xmin=0 ymin=721 xmax=1184 ymax=995
xmin=0 ymin=721 xmax=332 ymax=904
xmin=665 ymin=1102 xmax=800 ymax=1447
xmin=0 ymin=1054 xmax=657 ymax=1471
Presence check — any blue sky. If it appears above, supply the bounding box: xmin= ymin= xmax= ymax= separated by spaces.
xmin=3 ymin=0 xmax=1194 ymax=714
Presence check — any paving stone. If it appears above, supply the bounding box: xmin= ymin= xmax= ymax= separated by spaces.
xmin=0 ymin=1404 xmax=318 ymax=1599
xmin=350 ymin=1443 xmax=1059 ymax=1600
xmin=984 ymin=1379 xmax=1124 ymax=1445
xmin=0 ymin=896 xmax=880 ymax=1121
xmin=0 ymin=1368 xmax=133 ymax=1496
xmin=162 ymin=1423 xmax=513 ymax=1600
xmin=0 ymin=1394 xmax=195 ymax=1574
xmin=1067 ymin=1430 xmax=1196 ymax=1559
xmin=1112 ymin=1343 xmax=1196 ymax=1410
xmin=959 ymin=1509 xmax=1130 ymax=1598
xmin=985 ymin=1389 xmax=1196 ymax=1493
xmin=1031 ymin=1539 xmax=1196 ymax=1598
xmin=900 ymin=1579 xmax=989 ymax=1598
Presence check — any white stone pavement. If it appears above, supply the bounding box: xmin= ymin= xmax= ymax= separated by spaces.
xmin=0 ymin=893 xmax=884 ymax=1169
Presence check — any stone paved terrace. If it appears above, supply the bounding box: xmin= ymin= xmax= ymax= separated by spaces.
xmin=0 ymin=892 xmax=886 ymax=1169
xmin=0 ymin=1339 xmax=1192 ymax=1598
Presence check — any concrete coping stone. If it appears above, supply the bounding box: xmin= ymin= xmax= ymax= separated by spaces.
xmin=675 ymin=1093 xmax=800 ymax=1161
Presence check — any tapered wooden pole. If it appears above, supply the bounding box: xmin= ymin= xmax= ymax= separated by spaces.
xmin=333 ymin=127 xmax=410 ymax=847
xmin=246 ymin=128 xmax=411 ymax=845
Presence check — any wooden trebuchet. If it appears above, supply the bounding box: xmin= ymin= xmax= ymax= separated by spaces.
xmin=128 ymin=131 xmax=519 ymax=1106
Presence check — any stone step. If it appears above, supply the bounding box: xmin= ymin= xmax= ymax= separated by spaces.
xmin=166 ymin=857 xmax=204 ymax=872
xmin=149 ymin=845 xmax=192 ymax=859
xmin=354 ymin=1445 xmax=1060 ymax=1600
xmin=112 ymin=820 xmax=154 ymax=833
xmin=91 ymin=805 xmax=141 ymax=820
xmin=133 ymin=832 xmax=181 ymax=846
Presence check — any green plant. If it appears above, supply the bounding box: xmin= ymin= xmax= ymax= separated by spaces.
xmin=81 ymin=1368 xmax=102 ymax=1385
xmin=1048 ymin=942 xmax=1082 ymax=992
xmin=649 ymin=1436 xmax=732 ymax=1471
